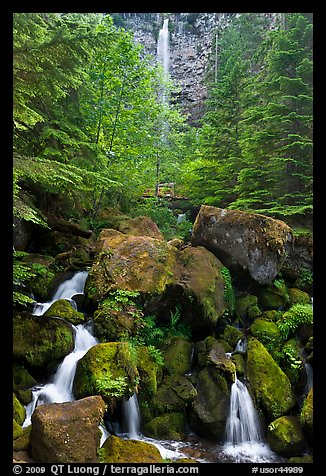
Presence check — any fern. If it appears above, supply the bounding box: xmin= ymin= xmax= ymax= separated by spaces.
xmin=277 ymin=303 xmax=313 ymax=340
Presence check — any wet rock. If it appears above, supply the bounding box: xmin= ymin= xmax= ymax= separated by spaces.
xmin=267 ymin=416 xmax=305 ymax=457
xmin=44 ymin=298 xmax=85 ymax=324
xmin=300 ymin=388 xmax=313 ymax=437
xmin=246 ymin=338 xmax=296 ymax=421
xmin=117 ymin=216 xmax=165 ymax=240
xmin=73 ymin=342 xmax=139 ymax=402
xmin=190 ymin=366 xmax=229 ymax=440
xmin=31 ymin=396 xmax=105 ymax=463
xmin=143 ymin=412 xmax=185 ymax=440
xmin=191 ymin=205 xmax=293 ymax=285
xmin=161 ymin=336 xmax=193 ymax=376
xmin=100 ymin=435 xmax=163 ymax=463
xmin=13 ymin=311 xmax=74 ymax=368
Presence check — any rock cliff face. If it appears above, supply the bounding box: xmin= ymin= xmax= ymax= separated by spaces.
xmin=111 ymin=13 xmax=235 ymax=124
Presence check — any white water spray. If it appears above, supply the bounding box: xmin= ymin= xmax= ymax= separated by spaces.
xmin=123 ymin=393 xmax=141 ymax=439
xmin=32 ymin=270 xmax=88 ymax=316
xmin=23 ymin=323 xmax=98 ymax=427
xmin=157 ymin=18 xmax=169 ymax=77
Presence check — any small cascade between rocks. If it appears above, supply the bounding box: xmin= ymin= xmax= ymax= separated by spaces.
xmin=222 ymin=340 xmax=278 ymax=462
xmin=32 ymin=270 xmax=88 ymax=316
xmin=123 ymin=393 xmax=141 ymax=439
xmin=22 ymin=271 xmax=98 ymax=427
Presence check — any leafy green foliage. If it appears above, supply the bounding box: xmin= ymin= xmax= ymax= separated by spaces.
xmin=13 ymin=251 xmax=36 ymax=307
xmin=220 ymin=266 xmax=236 ymax=314
xmin=95 ymin=374 xmax=128 ymax=398
xmin=277 ymin=303 xmax=313 ymax=340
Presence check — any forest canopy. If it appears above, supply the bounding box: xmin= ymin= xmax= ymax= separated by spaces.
xmin=13 ymin=12 xmax=313 ymax=227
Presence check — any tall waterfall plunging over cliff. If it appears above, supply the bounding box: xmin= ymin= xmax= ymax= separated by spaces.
xmin=157 ymin=18 xmax=169 ymax=79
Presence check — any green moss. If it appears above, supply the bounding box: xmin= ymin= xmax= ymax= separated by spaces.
xmin=73 ymin=342 xmax=139 ymax=401
xmin=246 ymin=338 xmax=296 ymax=421
xmin=221 ymin=325 xmax=243 ymax=348
xmin=13 ymin=425 xmax=31 ymax=452
xmin=235 ymin=294 xmax=258 ymax=320
xmin=277 ymin=303 xmax=313 ymax=340
xmin=300 ymin=388 xmax=313 ymax=436
xmin=100 ymin=435 xmax=163 ymax=463
xmin=288 ymin=288 xmax=311 ymax=306
xmin=258 ymin=280 xmax=289 ymax=310
xmin=44 ymin=298 xmax=85 ymax=324
xmin=250 ymin=318 xmax=282 ymax=357
xmin=13 ymin=393 xmax=26 ymax=425
xmin=13 ymin=419 xmax=23 ymax=440
xmin=13 ymin=365 xmax=37 ymax=392
xmin=136 ymin=346 xmax=159 ymax=400
xmin=267 ymin=416 xmax=305 ymax=457
xmin=162 ymin=336 xmax=193 ymax=376
xmin=13 ymin=312 xmax=74 ymax=367
xmin=143 ymin=412 xmax=185 ymax=440
xmin=280 ymin=338 xmax=304 ymax=385
xmin=231 ymin=354 xmax=246 ymax=377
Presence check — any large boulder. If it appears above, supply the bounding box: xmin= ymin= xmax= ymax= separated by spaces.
xmin=142 ymin=412 xmax=185 ymax=440
xmin=73 ymin=342 xmax=139 ymax=402
xmin=300 ymin=388 xmax=313 ymax=437
xmin=85 ymin=229 xmax=176 ymax=302
xmin=44 ymin=299 xmax=85 ymax=324
xmin=85 ymin=229 xmax=227 ymax=333
xmin=190 ymin=366 xmax=229 ymax=440
xmin=117 ymin=216 xmax=165 ymax=240
xmin=13 ymin=311 xmax=74 ymax=368
xmin=100 ymin=435 xmax=163 ymax=463
xmin=267 ymin=416 xmax=305 ymax=457
xmin=31 ymin=396 xmax=105 ymax=463
xmin=246 ymin=338 xmax=296 ymax=421
xmin=191 ymin=206 xmax=293 ymax=285
xmin=281 ymin=233 xmax=313 ymax=285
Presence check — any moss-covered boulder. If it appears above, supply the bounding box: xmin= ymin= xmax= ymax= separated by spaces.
xmin=280 ymin=338 xmax=305 ymax=387
xmin=249 ymin=318 xmax=282 ymax=357
xmin=93 ymin=292 xmax=143 ymax=342
xmin=300 ymin=388 xmax=313 ymax=437
xmin=13 ymin=311 xmax=74 ymax=368
xmin=175 ymin=246 xmax=227 ymax=332
xmin=267 ymin=416 xmax=305 ymax=457
xmin=288 ymin=455 xmax=313 ymax=463
xmin=44 ymin=298 xmax=85 ymax=324
xmin=117 ymin=216 xmax=165 ymax=241
xmin=13 ymin=425 xmax=31 ymax=452
xmin=31 ymin=396 xmax=105 ymax=463
xmin=13 ymin=419 xmax=23 ymax=440
xmin=143 ymin=412 xmax=185 ymax=440
xmin=231 ymin=353 xmax=246 ymax=377
xmin=86 ymin=228 xmax=227 ymax=334
xmin=190 ymin=366 xmax=229 ymax=440
xmin=151 ymin=375 xmax=197 ymax=415
xmin=288 ymin=288 xmax=311 ymax=306
xmin=100 ymin=435 xmax=163 ymax=463
xmin=261 ymin=310 xmax=283 ymax=322
xmin=161 ymin=336 xmax=193 ymax=376
xmin=85 ymin=229 xmax=176 ymax=303
xmin=73 ymin=342 xmax=139 ymax=402
xmin=246 ymin=338 xmax=296 ymax=421
xmin=220 ymin=325 xmax=244 ymax=349
xmin=207 ymin=341 xmax=236 ymax=382
xmin=258 ymin=281 xmax=289 ymax=310
xmin=13 ymin=365 xmax=37 ymax=392
xmin=137 ymin=346 xmax=160 ymax=401
xmin=13 ymin=393 xmax=26 ymax=425
xmin=191 ymin=205 xmax=293 ymax=285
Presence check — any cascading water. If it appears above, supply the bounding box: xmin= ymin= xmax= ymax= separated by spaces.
xmin=23 ymin=323 xmax=98 ymax=427
xmin=22 ymin=271 xmax=98 ymax=427
xmin=157 ymin=18 xmax=169 ymax=80
xmin=123 ymin=393 xmax=141 ymax=439
xmin=32 ymin=270 xmax=88 ymax=316
xmin=225 ymin=376 xmax=263 ymax=445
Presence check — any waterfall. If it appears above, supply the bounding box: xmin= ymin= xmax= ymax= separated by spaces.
xmin=23 ymin=323 xmax=98 ymax=427
xmin=32 ymin=270 xmax=88 ymax=316
xmin=157 ymin=18 xmax=169 ymax=78
xmin=22 ymin=271 xmax=98 ymax=427
xmin=225 ymin=376 xmax=263 ymax=445
xmin=123 ymin=393 xmax=141 ymax=439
